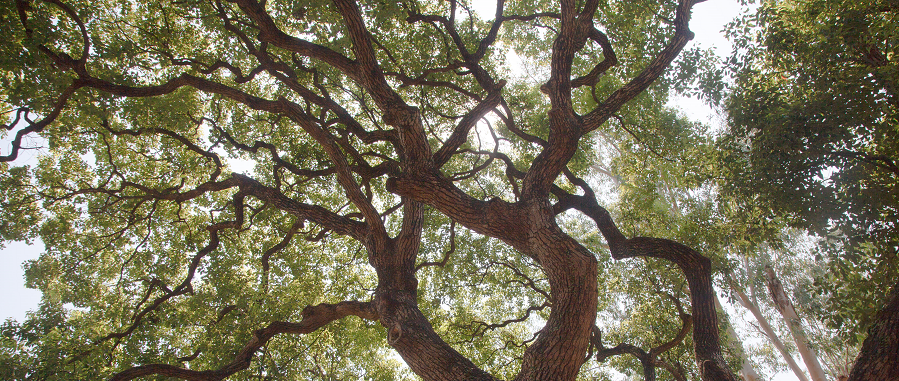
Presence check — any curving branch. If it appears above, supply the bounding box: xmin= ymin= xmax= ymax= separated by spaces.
xmin=555 ymin=175 xmax=738 ymax=381
xmin=232 ymin=173 xmax=368 ymax=240
xmin=571 ymin=28 xmax=618 ymax=88
xmin=99 ymin=119 xmax=225 ymax=181
xmin=415 ymin=221 xmax=457 ymax=271
xmin=230 ymin=0 xmax=359 ymax=79
xmin=1 ymin=85 xmax=80 ymax=163
xmin=109 ymin=301 xmax=378 ymax=381
xmin=433 ymin=80 xmax=506 ymax=168
xmin=470 ymin=302 xmax=550 ymax=337
xmin=66 ymin=191 xmax=248 ymax=365
xmin=592 ymin=323 xmax=690 ymax=381
xmin=582 ymin=0 xmax=700 ymax=133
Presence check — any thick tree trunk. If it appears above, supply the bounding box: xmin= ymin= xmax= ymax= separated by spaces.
xmin=387 ymin=176 xmax=599 ymax=381
xmin=847 ymin=280 xmax=899 ymax=381
xmin=366 ymin=200 xmax=498 ymax=381
xmin=764 ymin=266 xmax=828 ymax=381
xmin=511 ymin=205 xmax=598 ymax=381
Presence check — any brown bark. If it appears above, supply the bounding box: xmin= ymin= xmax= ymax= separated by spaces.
xmin=389 ymin=171 xmax=599 ymax=380
xmin=14 ymin=0 xmax=736 ymax=379
xmin=847 ymin=281 xmax=899 ymax=381
xmin=554 ymin=188 xmax=739 ymax=381
xmin=511 ymin=215 xmax=598 ymax=381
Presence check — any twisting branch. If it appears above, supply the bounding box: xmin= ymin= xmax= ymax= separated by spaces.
xmin=554 ymin=174 xmax=738 ymax=381
xmin=231 ymin=173 xmax=368 ymax=241
xmin=433 ymin=80 xmax=506 ymax=167
xmin=486 ymin=260 xmax=551 ymax=301
xmin=99 ymin=119 xmax=225 ymax=181
xmin=109 ymin=301 xmax=378 ymax=381
xmin=571 ymin=28 xmax=618 ymax=88
xmin=385 ymin=68 xmax=480 ymax=99
xmin=827 ymin=149 xmax=899 ymax=176
xmin=260 ymin=220 xmax=305 ymax=293
xmin=67 ymin=190 xmax=248 ymax=364
xmin=1 ymin=86 xmax=80 ymax=163
xmin=230 ymin=0 xmax=360 ymax=80
xmin=592 ymin=323 xmax=690 ymax=381
xmin=415 ymin=221 xmax=457 ymax=271
xmin=583 ymin=0 xmax=701 ymax=133
xmin=469 ymin=302 xmax=550 ymax=337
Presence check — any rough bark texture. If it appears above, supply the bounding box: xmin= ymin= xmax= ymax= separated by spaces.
xmin=551 ymin=188 xmax=739 ymax=381
xmin=847 ymin=281 xmax=899 ymax=381
xmin=7 ymin=0 xmax=742 ymax=380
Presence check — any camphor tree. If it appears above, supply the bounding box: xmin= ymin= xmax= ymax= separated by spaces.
xmin=1 ymin=0 xmax=744 ymax=379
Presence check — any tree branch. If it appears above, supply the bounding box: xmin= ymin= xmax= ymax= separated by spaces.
xmin=109 ymin=301 xmax=378 ymax=381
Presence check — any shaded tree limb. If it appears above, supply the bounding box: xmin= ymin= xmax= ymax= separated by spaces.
xmin=592 ymin=322 xmax=690 ymax=381
xmin=848 ymin=280 xmax=899 ymax=381
xmin=582 ymin=0 xmax=699 ymax=133
xmin=109 ymin=301 xmax=378 ymax=381
xmin=555 ymin=177 xmax=737 ymax=381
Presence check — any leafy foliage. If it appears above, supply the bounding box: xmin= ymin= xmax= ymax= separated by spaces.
xmin=5 ymin=0 xmax=894 ymax=380
xmin=721 ymin=0 xmax=899 ymax=340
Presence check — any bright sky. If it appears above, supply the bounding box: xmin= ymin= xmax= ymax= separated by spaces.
xmin=3 ymin=1 xmax=805 ymax=380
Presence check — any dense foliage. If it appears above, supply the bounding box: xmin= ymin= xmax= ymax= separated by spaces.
xmin=722 ymin=0 xmax=898 ymax=342
xmin=1 ymin=0 xmax=896 ymax=380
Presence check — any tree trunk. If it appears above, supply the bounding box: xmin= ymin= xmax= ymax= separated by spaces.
xmin=764 ymin=266 xmax=828 ymax=381
xmin=389 ymin=175 xmax=599 ymax=381
xmin=714 ymin=294 xmax=762 ymax=381
xmin=728 ymin=273 xmax=809 ymax=381
xmin=847 ymin=280 xmax=899 ymax=381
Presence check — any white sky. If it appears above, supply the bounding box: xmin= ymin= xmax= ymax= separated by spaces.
xmin=1 ymin=1 xmax=804 ymax=380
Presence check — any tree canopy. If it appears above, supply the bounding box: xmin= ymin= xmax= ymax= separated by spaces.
xmin=0 ymin=0 xmax=896 ymax=380
xmin=720 ymin=0 xmax=898 ymax=378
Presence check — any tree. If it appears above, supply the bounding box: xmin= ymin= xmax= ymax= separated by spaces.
xmin=722 ymin=0 xmax=899 ymax=379
xmin=0 ymin=0 xmax=745 ymax=380
xmin=763 ymin=265 xmax=827 ymax=381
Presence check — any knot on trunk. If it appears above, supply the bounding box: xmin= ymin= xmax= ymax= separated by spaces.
xmin=388 ymin=322 xmax=404 ymax=345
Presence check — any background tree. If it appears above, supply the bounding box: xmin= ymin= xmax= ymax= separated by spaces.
xmin=722 ymin=0 xmax=898 ymax=379
xmin=0 ymin=0 xmax=744 ymax=380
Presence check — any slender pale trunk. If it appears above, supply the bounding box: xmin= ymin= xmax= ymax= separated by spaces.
xmin=714 ymin=295 xmax=761 ymax=381
xmin=727 ymin=273 xmax=809 ymax=381
xmin=764 ymin=266 xmax=828 ymax=381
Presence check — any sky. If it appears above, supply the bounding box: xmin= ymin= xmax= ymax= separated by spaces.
xmin=1 ymin=0 xmax=746 ymax=321
xmin=0 ymin=1 xmax=808 ymax=380
xmin=6 ymin=0 xmax=740 ymax=319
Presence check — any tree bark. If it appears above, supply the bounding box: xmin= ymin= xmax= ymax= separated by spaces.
xmin=847 ymin=280 xmax=899 ymax=381
xmin=389 ymin=173 xmax=600 ymax=381
xmin=764 ymin=266 xmax=828 ymax=381
xmin=554 ymin=191 xmax=739 ymax=381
